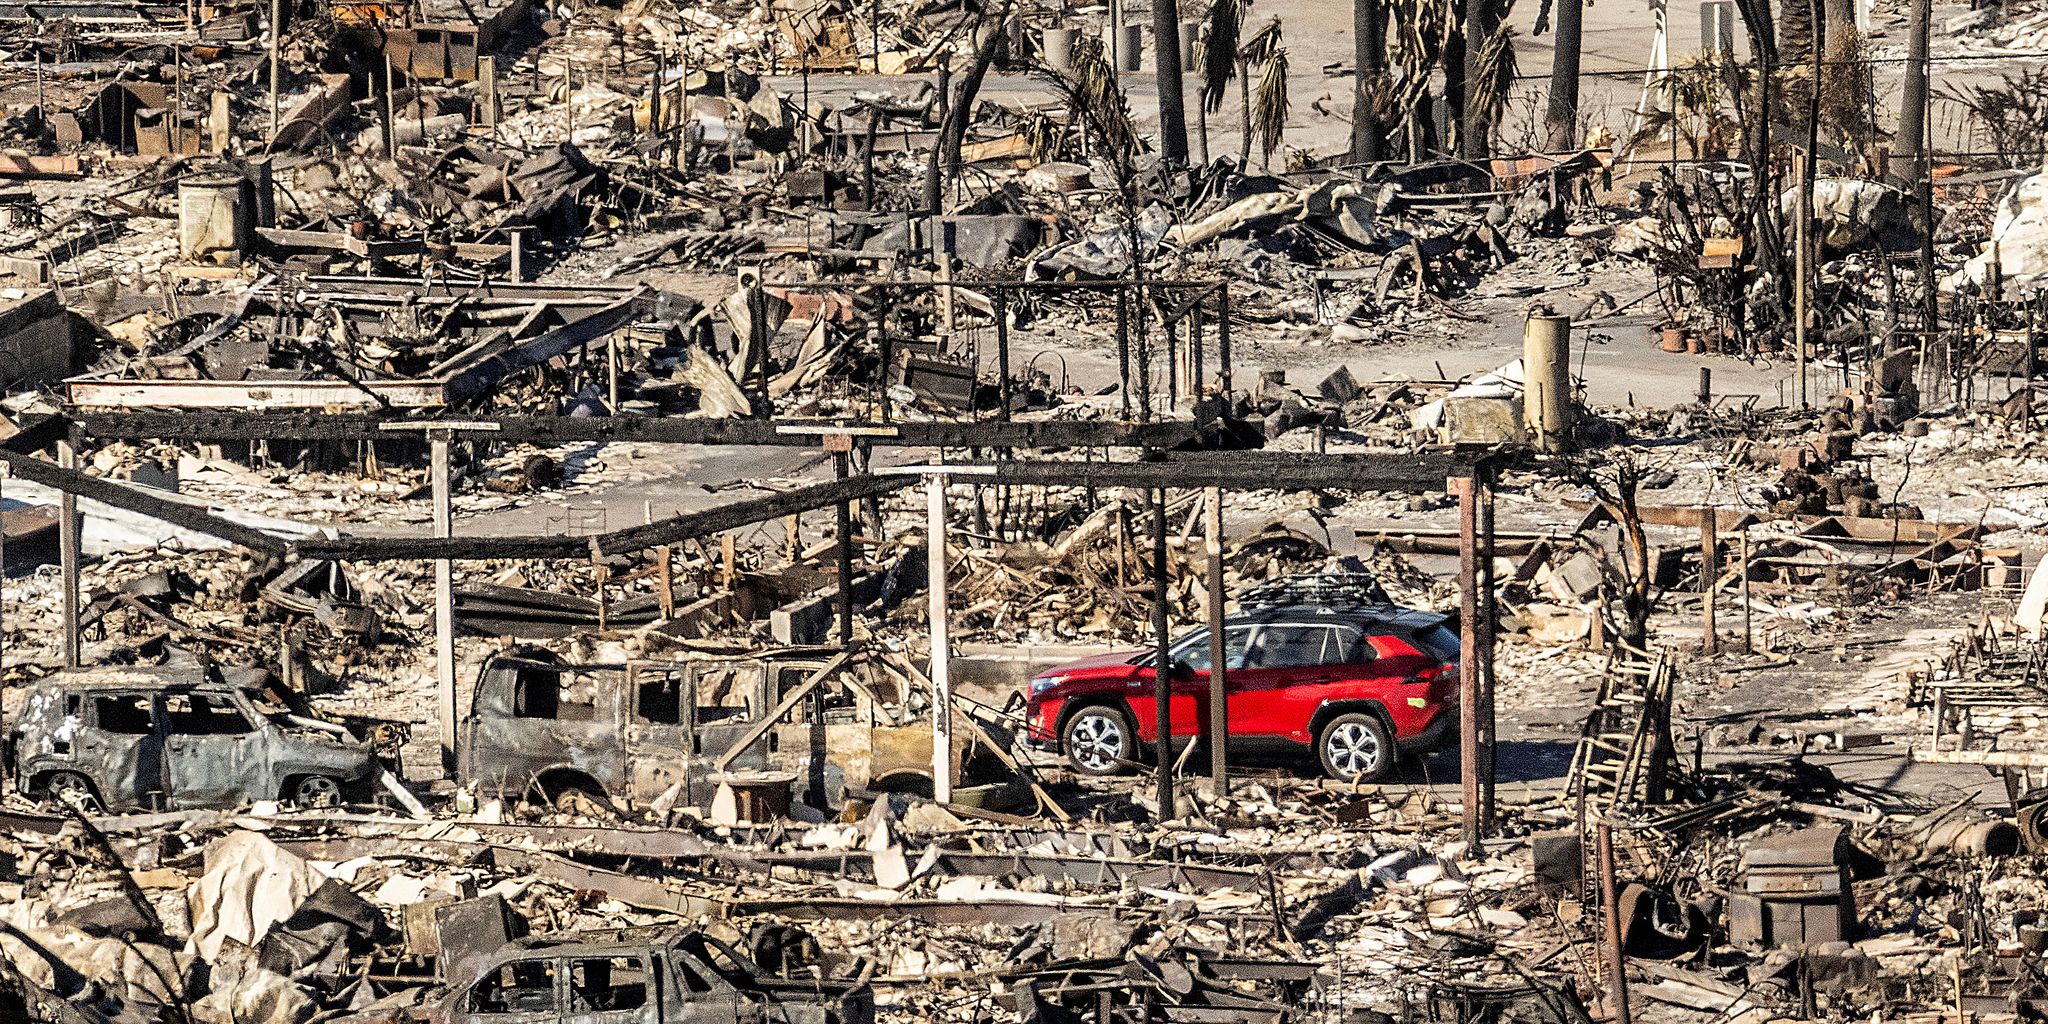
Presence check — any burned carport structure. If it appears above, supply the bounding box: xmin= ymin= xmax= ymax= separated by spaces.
xmin=0 ymin=412 xmax=1503 ymax=833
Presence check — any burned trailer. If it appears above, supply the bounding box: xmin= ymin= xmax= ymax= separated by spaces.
xmin=457 ymin=647 xmax=963 ymax=815
xmin=437 ymin=925 xmax=873 ymax=1024
xmin=5 ymin=665 xmax=390 ymax=812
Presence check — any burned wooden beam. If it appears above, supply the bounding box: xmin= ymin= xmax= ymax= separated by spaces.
xmin=69 ymin=412 xmax=1210 ymax=450
xmin=0 ymin=446 xmax=288 ymax=557
xmin=291 ymin=474 xmax=912 ymax=561
xmin=956 ymin=451 xmax=1486 ymax=493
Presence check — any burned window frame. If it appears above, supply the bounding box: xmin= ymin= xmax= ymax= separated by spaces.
xmin=466 ymin=957 xmax=561 ymax=1015
xmin=161 ymin=689 xmax=259 ymax=736
xmin=90 ymin=692 xmax=157 ymax=736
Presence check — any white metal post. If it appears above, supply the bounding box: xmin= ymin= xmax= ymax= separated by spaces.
xmin=432 ymin=435 xmax=456 ymax=772
xmin=926 ymin=472 xmax=954 ymax=804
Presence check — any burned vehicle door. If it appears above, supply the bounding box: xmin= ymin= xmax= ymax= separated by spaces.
xmin=457 ymin=956 xmax=563 ymax=1024
xmin=667 ymin=936 xmax=757 ymax=1024
xmin=75 ymin=690 xmax=163 ymax=811
xmin=565 ymin=954 xmax=659 ymax=1024
xmin=691 ymin=661 xmax=765 ymax=767
xmin=463 ymin=654 xmax=626 ymax=803
xmin=161 ymin=689 xmax=266 ymax=808
xmin=623 ymin=664 xmax=693 ymax=809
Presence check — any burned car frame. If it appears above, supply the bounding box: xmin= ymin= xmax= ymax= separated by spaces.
xmin=456 ymin=647 xmax=985 ymax=814
xmin=5 ymin=665 xmax=390 ymax=813
xmin=439 ymin=925 xmax=874 ymax=1024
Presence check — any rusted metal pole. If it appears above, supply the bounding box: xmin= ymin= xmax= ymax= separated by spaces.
xmin=927 ymin=473 xmax=954 ymax=804
xmin=1205 ymin=486 xmax=1228 ymax=793
xmin=1153 ymin=486 xmax=1175 ymax=818
xmin=432 ymin=434 xmax=455 ymax=772
xmin=1478 ymin=470 xmax=1496 ymax=833
xmin=1454 ymin=474 xmax=1482 ymax=843
xmin=1700 ymin=506 xmax=1719 ymax=656
xmin=1598 ymin=822 xmax=1633 ymax=1024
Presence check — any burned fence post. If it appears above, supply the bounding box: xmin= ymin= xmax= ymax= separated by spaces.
xmin=835 ymin=448 xmax=855 ymax=646
xmin=1206 ymin=486 xmax=1228 ymax=793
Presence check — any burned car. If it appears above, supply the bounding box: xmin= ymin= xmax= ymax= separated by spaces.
xmin=5 ymin=665 xmax=390 ymax=812
xmin=440 ymin=925 xmax=873 ymax=1024
xmin=458 ymin=646 xmax=1010 ymax=815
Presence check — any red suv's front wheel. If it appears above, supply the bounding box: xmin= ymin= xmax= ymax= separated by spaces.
xmin=1318 ymin=713 xmax=1394 ymax=782
xmin=1062 ymin=705 xmax=1135 ymax=775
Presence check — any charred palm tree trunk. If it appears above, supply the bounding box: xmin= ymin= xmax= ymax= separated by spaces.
xmin=1153 ymin=0 xmax=1190 ymax=164
xmin=1544 ymin=0 xmax=1583 ymax=150
xmin=1353 ymin=0 xmax=1385 ymax=160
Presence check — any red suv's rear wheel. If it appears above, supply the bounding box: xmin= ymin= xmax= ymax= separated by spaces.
xmin=1062 ymin=705 xmax=1135 ymax=775
xmin=1318 ymin=713 xmax=1394 ymax=782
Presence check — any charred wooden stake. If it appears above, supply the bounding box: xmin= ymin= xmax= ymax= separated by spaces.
xmin=1701 ymin=506 xmax=1719 ymax=656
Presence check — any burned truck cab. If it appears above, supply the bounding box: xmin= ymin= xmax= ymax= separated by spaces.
xmin=458 ymin=647 xmax=870 ymax=814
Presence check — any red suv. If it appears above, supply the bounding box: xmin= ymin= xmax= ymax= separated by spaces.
xmin=1023 ymin=605 xmax=1460 ymax=782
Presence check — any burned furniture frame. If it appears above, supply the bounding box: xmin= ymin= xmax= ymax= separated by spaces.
xmin=0 ymin=412 xmax=1505 ymax=837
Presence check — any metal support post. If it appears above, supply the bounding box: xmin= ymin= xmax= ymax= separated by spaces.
xmin=1598 ymin=822 xmax=1633 ymax=1024
xmin=1205 ymin=486 xmax=1228 ymax=792
xmin=1453 ymin=474 xmax=1484 ymax=842
xmin=432 ymin=435 xmax=456 ymax=772
xmin=1152 ymin=486 xmax=1174 ymax=818
xmin=926 ymin=473 xmax=954 ymax=804
xmin=58 ymin=442 xmax=79 ymax=669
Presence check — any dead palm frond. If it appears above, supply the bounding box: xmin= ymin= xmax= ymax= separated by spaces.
xmin=1467 ymin=19 xmax=1519 ymax=147
xmin=1200 ymin=0 xmax=1243 ymax=113
xmin=1252 ymin=41 xmax=1290 ymax=162
xmin=1238 ymin=17 xmax=1282 ymax=69
xmin=1036 ymin=34 xmax=1144 ymax=181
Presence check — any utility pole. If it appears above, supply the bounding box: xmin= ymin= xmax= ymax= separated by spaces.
xmin=1352 ymin=0 xmax=1385 ymax=161
xmin=1543 ymin=0 xmax=1584 ymax=151
xmin=1152 ymin=0 xmax=1191 ymax=165
xmin=58 ymin=442 xmax=79 ymax=670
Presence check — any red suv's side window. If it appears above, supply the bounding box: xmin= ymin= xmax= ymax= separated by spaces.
xmin=1248 ymin=626 xmax=1335 ymax=668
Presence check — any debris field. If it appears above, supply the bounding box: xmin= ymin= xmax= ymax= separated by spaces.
xmin=9 ymin=0 xmax=2048 ymax=1022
